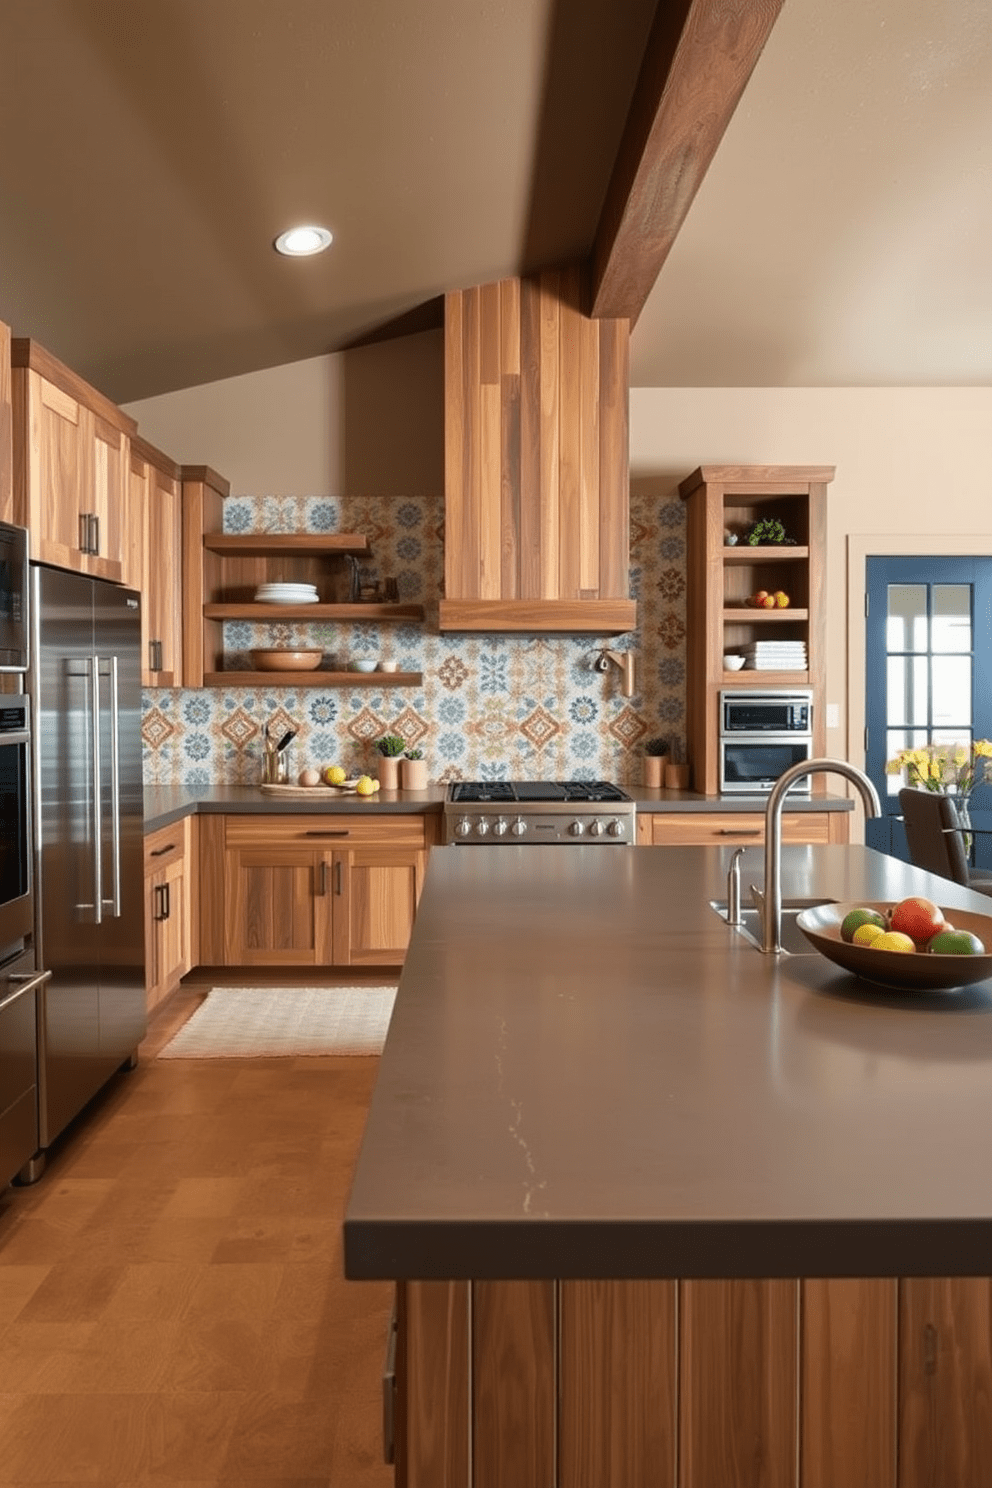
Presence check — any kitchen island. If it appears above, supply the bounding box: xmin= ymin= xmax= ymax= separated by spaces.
xmin=344 ymin=843 xmax=992 ymax=1487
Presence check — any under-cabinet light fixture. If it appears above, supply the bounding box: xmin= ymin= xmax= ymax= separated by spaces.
xmin=274 ymin=224 xmax=333 ymax=257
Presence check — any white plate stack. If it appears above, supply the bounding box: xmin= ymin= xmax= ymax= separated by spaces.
xmin=742 ymin=641 xmax=807 ymax=670
xmin=254 ymin=583 xmax=320 ymax=604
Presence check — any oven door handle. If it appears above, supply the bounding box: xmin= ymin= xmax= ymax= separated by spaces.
xmin=0 ymin=968 xmax=52 ymax=1015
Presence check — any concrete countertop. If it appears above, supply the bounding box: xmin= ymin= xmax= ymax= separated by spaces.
xmin=344 ymin=842 xmax=992 ymax=1282
xmin=144 ymin=783 xmax=853 ymax=832
xmin=143 ymin=782 xmax=447 ymax=832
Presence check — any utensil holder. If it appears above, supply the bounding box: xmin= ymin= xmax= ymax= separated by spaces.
xmin=263 ymin=749 xmax=290 ymax=785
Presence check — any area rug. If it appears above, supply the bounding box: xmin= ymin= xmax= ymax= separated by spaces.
xmin=157 ymin=985 xmax=398 ymax=1059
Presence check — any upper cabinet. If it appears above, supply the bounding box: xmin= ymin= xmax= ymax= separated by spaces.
xmin=680 ymin=465 xmax=833 ymax=795
xmin=131 ymin=434 xmax=183 ymax=687
xmin=10 ymin=339 xmax=137 ymax=586
xmin=440 ymin=268 xmax=637 ymax=634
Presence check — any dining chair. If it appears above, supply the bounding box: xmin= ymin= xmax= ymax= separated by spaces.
xmin=898 ymin=788 xmax=992 ymax=898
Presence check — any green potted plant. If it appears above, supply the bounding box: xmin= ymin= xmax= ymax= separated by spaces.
xmin=400 ymin=746 xmax=428 ymax=791
xmin=643 ymin=736 xmax=668 ymax=788
xmin=374 ymin=733 xmax=406 ymax=790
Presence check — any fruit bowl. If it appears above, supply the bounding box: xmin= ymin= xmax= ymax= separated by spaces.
xmin=250 ymin=648 xmax=322 ymax=671
xmin=795 ymin=901 xmax=992 ymax=991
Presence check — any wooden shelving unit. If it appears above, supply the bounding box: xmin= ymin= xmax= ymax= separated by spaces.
xmin=181 ymin=468 xmax=426 ymax=688
xmin=679 ymin=465 xmax=834 ymax=795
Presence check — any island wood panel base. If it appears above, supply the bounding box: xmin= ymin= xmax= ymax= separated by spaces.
xmin=636 ymin=810 xmax=850 ymax=847
xmin=398 ymin=1276 xmax=992 ymax=1488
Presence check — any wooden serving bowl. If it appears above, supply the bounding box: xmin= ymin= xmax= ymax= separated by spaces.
xmin=796 ymin=901 xmax=992 ymax=991
xmin=250 ymin=649 xmax=323 ymax=671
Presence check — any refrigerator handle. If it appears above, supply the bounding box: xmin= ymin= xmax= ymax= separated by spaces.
xmin=90 ymin=654 xmax=103 ymax=924
xmin=108 ymin=654 xmax=122 ymax=917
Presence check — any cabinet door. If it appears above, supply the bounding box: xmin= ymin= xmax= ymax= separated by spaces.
xmin=899 ymin=1278 xmax=992 ymax=1488
xmin=88 ymin=408 xmax=128 ymax=582
xmin=332 ymin=845 xmax=426 ymax=965
xmin=224 ymin=845 xmax=333 ymax=966
xmin=680 ymin=1279 xmax=798 ymax=1488
xmin=24 ymin=372 xmax=90 ymax=572
xmin=801 ymin=1278 xmax=897 ymax=1488
xmin=144 ymin=855 xmax=189 ymax=1011
xmin=136 ymin=452 xmax=182 ymax=684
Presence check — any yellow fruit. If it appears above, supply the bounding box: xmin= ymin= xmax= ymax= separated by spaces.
xmin=371 ymin=780 xmax=381 ymax=791
xmin=872 ymin=930 xmax=916 ymax=954
xmin=354 ymin=775 xmax=376 ymax=796
xmin=852 ymin=922 xmax=886 ymax=947
xmin=323 ymin=765 xmax=347 ymax=785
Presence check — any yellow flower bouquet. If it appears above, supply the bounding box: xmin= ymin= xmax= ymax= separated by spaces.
xmin=886 ymin=739 xmax=992 ymax=799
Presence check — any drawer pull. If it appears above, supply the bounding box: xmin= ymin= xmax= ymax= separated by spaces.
xmin=304 ymin=830 xmax=351 ymax=838
xmin=150 ymin=842 xmax=176 ymax=857
xmin=0 ymin=969 xmax=52 ymax=1014
xmin=716 ymin=828 xmax=762 ymax=837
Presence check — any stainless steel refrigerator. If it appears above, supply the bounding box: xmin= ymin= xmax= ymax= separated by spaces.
xmin=27 ymin=564 xmax=145 ymax=1169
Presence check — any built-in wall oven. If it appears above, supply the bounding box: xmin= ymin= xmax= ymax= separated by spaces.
xmin=719 ymin=689 xmax=813 ymax=793
xmin=0 ymin=521 xmax=29 ymax=672
xmin=0 ymin=697 xmax=34 ymax=958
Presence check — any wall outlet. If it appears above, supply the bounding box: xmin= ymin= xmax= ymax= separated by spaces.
xmin=826 ymin=702 xmax=840 ymax=729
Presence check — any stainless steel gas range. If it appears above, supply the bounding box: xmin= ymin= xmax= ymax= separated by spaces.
xmin=442 ymin=781 xmax=635 ymax=845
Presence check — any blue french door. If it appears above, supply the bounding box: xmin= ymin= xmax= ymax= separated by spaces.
xmin=865 ymin=557 xmax=992 ymax=865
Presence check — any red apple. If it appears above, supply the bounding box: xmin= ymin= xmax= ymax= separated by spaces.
xmin=751 ymin=590 xmax=770 ymax=608
xmin=889 ymin=896 xmax=945 ymax=944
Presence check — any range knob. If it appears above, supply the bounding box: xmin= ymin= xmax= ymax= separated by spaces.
xmin=568 ymin=819 xmax=585 ymax=836
xmin=492 ymin=817 xmax=509 ymax=837
xmin=587 ymin=818 xmax=605 ymax=837
xmin=511 ymin=817 xmax=527 ymax=837
xmin=607 ymin=818 xmax=626 ymax=838
xmin=475 ymin=818 xmax=491 ymax=836
xmin=455 ymin=817 xmax=473 ymax=838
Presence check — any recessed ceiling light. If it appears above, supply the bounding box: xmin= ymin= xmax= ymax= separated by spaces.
xmin=274 ymin=224 xmax=333 ymax=257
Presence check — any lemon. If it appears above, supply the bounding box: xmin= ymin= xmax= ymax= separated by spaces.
xmin=851 ymin=922 xmax=885 ymax=947
xmin=324 ymin=764 xmax=347 ymax=785
xmin=355 ymin=775 xmax=376 ymax=796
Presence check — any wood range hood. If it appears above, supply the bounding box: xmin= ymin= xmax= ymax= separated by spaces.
xmin=438 ymin=266 xmax=637 ymax=635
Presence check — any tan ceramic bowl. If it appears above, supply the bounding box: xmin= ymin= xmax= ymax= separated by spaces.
xmin=250 ymin=648 xmax=322 ymax=671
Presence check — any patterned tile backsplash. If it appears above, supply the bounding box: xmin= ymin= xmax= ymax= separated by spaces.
xmin=141 ymin=490 xmax=687 ymax=785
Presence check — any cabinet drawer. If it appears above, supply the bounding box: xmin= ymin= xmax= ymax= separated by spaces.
xmin=639 ymin=811 xmax=835 ymax=847
xmin=144 ymin=817 xmax=189 ymax=874
xmin=224 ymin=813 xmax=429 ymax=851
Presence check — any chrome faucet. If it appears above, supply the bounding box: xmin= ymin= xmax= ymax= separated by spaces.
xmin=751 ymin=757 xmax=882 ymax=953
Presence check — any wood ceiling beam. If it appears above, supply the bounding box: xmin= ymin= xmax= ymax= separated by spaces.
xmin=589 ymin=0 xmax=785 ymax=325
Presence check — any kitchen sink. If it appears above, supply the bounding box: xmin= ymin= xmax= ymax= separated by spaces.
xmin=709 ymin=898 xmax=835 ymax=954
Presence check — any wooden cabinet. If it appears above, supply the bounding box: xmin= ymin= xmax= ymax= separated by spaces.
xmin=10 ymin=339 xmax=136 ymax=585
xmin=131 ymin=435 xmax=183 ymax=686
xmin=143 ymin=817 xmax=195 ymax=1012
xmin=0 ymin=320 xmax=11 ymax=524
xmin=198 ymin=813 xmax=434 ymax=968
xmin=440 ymin=269 xmax=636 ymax=635
xmin=636 ymin=810 xmax=849 ymax=847
xmin=401 ymin=1274 xmax=992 ymax=1488
xmin=180 ymin=465 xmax=424 ymax=687
xmin=679 ymin=466 xmax=833 ymax=795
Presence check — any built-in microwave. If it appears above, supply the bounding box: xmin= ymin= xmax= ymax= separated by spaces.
xmin=0 ymin=522 xmax=29 ymax=671
xmin=719 ymin=689 xmax=813 ymax=793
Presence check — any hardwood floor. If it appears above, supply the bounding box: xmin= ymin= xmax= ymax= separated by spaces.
xmin=0 ymin=975 xmax=395 ymax=1487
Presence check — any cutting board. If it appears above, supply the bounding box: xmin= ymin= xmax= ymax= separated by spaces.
xmin=259 ymin=781 xmax=361 ymax=797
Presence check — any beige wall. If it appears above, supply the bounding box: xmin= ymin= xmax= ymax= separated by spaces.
xmin=127 ymin=343 xmax=992 ymax=774
xmin=630 ymin=386 xmax=992 ymax=769
xmin=124 ymin=330 xmax=444 ymax=498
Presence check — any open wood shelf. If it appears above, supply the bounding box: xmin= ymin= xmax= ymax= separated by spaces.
xmin=202 ymin=533 xmax=370 ymax=556
xmin=723 ymin=545 xmax=809 ymax=563
xmin=203 ymin=670 xmax=423 ymax=688
xmin=204 ymin=602 xmax=424 ymax=621
xmin=722 ymin=607 xmax=809 ymax=622
xmin=720 ymin=671 xmax=811 ymax=686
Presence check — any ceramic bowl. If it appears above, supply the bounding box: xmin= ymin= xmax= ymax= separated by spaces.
xmin=378 ymin=660 xmax=398 ymax=673
xmin=350 ymin=658 xmax=378 ymax=672
xmin=795 ymin=901 xmax=992 ymax=991
xmin=723 ymin=654 xmax=746 ymax=671
xmin=250 ymin=648 xmax=322 ymax=671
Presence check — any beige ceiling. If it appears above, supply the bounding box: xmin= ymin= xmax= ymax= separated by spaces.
xmin=1 ymin=0 xmax=988 ymax=405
